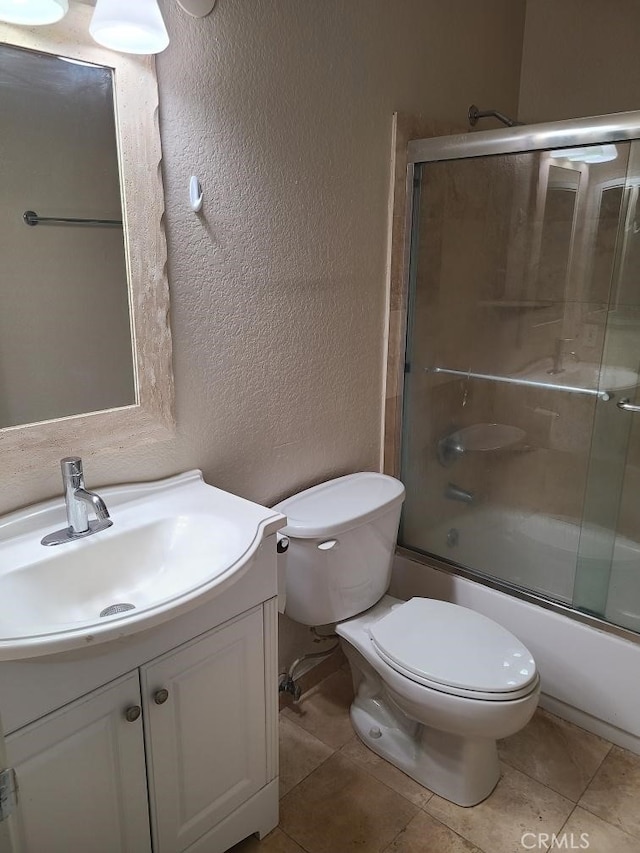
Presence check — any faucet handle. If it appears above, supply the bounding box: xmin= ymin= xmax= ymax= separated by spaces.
xmin=61 ymin=456 xmax=82 ymax=475
xmin=61 ymin=457 xmax=84 ymax=486
xmin=554 ymin=336 xmax=574 ymax=352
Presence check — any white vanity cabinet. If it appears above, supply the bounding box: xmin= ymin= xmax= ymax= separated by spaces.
xmin=0 ymin=541 xmax=280 ymax=853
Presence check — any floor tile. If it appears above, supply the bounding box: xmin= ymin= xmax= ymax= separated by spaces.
xmin=498 ymin=708 xmax=611 ymax=800
xmin=579 ymin=746 xmax=640 ymax=839
xmin=560 ymin=807 xmax=640 ymax=853
xmin=340 ymin=735 xmax=433 ymax=808
xmin=383 ymin=811 xmax=481 ymax=852
xmin=279 ymin=715 xmax=333 ymax=798
xmin=425 ymin=763 xmax=574 ymax=853
xmin=281 ymin=668 xmax=355 ymax=749
xmin=280 ymin=751 xmax=418 ymax=853
xmin=228 ymin=827 xmax=305 ymax=853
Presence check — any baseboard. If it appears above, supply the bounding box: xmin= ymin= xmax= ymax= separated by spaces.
xmin=540 ymin=694 xmax=640 ymax=755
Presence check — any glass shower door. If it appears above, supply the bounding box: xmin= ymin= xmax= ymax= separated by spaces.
xmin=400 ymin=139 xmax=633 ymax=615
xmin=574 ymin=140 xmax=640 ymax=631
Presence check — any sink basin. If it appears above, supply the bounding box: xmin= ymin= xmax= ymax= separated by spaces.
xmin=517 ymin=358 xmax=638 ymax=392
xmin=0 ymin=471 xmax=285 ymax=660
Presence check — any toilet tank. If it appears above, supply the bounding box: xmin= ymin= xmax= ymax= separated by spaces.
xmin=274 ymin=473 xmax=405 ymax=626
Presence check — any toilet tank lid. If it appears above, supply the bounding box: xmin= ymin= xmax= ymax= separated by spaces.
xmin=274 ymin=473 xmax=405 ymax=539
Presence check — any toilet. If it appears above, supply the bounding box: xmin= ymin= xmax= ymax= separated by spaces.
xmin=275 ymin=472 xmax=540 ymax=807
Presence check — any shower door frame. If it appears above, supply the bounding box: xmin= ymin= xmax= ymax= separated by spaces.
xmin=389 ymin=109 xmax=640 ymax=645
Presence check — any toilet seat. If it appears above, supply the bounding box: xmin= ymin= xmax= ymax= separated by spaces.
xmin=369 ymin=598 xmax=538 ymax=702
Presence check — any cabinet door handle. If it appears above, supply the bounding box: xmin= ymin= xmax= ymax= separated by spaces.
xmin=124 ymin=705 xmax=141 ymax=723
xmin=154 ymin=688 xmax=169 ymax=705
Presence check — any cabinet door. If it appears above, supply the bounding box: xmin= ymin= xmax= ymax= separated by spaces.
xmin=5 ymin=673 xmax=151 ymax=853
xmin=0 ymin=710 xmax=18 ymax=853
xmin=143 ymin=608 xmax=267 ymax=853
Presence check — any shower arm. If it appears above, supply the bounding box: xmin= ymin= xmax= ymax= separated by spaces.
xmin=468 ymin=104 xmax=523 ymax=128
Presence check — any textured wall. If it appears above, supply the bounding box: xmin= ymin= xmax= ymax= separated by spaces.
xmin=158 ymin=0 xmax=527 ymax=666
xmin=519 ymin=0 xmax=640 ymax=123
xmin=1 ymin=0 xmax=525 ymax=663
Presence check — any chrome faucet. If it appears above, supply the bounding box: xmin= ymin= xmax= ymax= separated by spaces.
xmin=547 ymin=337 xmax=577 ymax=375
xmin=41 ymin=457 xmax=113 ymax=546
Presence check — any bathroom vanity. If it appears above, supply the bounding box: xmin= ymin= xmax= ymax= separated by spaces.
xmin=0 ymin=472 xmax=285 ymax=853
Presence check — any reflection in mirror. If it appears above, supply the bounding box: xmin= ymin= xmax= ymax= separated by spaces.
xmin=536 ymin=164 xmax=580 ymax=301
xmin=613 ymin=182 xmax=640 ymax=308
xmin=0 ymin=43 xmax=135 ymax=429
xmin=588 ymin=185 xmax=625 ymax=304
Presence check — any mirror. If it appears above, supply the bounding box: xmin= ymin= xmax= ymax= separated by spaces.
xmin=0 ymin=43 xmax=135 ymax=428
xmin=0 ymin=3 xmax=174 ymax=469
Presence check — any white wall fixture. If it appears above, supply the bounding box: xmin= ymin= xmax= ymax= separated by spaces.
xmin=90 ymin=0 xmax=169 ymax=55
xmin=0 ymin=0 xmax=67 ymax=25
xmin=189 ymin=176 xmax=204 ymax=212
xmin=177 ymin=0 xmax=217 ymax=18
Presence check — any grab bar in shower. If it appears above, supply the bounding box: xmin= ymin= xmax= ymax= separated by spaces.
xmin=426 ymin=367 xmax=612 ymax=401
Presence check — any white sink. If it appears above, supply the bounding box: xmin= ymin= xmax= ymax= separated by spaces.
xmin=518 ymin=358 xmax=638 ymax=392
xmin=0 ymin=471 xmax=285 ymax=661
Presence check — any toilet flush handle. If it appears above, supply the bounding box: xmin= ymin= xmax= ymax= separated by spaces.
xmin=318 ymin=539 xmax=338 ymax=551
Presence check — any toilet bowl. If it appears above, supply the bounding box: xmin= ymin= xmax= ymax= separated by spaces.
xmin=275 ymin=473 xmax=540 ymax=806
xmin=338 ymin=595 xmax=539 ymax=805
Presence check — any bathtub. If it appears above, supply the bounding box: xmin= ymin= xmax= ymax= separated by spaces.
xmin=412 ymin=507 xmax=640 ymax=632
xmin=390 ymin=543 xmax=640 ymax=755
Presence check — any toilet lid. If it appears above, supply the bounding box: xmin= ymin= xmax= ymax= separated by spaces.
xmin=274 ymin=472 xmax=405 ymax=539
xmin=369 ymin=598 xmax=537 ymax=695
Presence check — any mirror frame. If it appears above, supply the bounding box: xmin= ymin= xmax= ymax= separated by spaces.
xmin=0 ymin=2 xmax=174 ymax=471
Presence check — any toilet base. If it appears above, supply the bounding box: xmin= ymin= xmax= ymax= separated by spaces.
xmin=350 ymin=695 xmax=501 ymax=807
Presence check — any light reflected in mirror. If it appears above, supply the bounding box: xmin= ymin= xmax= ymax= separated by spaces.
xmin=0 ymin=43 xmax=135 ymax=430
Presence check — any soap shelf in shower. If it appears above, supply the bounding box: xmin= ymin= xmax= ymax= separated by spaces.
xmin=437 ymin=423 xmax=525 ymax=467
xmin=426 ymin=366 xmax=612 ymax=401
xmin=450 ymin=423 xmax=525 ymax=451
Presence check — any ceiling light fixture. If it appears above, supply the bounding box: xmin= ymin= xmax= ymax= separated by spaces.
xmin=0 ymin=0 xmax=68 ymax=26
xmin=89 ymin=0 xmax=170 ymax=55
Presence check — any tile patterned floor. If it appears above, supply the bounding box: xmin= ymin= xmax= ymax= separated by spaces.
xmin=231 ymin=669 xmax=640 ymax=853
